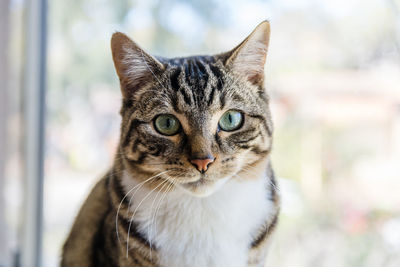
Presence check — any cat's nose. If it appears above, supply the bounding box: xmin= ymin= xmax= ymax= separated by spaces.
xmin=190 ymin=157 xmax=215 ymax=173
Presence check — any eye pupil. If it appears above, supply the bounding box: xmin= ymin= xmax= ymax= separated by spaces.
xmin=218 ymin=110 xmax=243 ymax=132
xmin=154 ymin=114 xmax=181 ymax=136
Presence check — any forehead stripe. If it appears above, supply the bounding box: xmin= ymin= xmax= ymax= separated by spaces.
xmin=170 ymin=67 xmax=181 ymax=91
xmin=209 ymin=64 xmax=224 ymax=91
xmin=207 ymin=86 xmax=216 ymax=106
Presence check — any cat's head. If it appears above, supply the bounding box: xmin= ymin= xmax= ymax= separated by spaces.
xmin=111 ymin=21 xmax=273 ymax=197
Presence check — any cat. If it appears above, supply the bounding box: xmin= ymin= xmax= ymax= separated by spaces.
xmin=61 ymin=20 xmax=279 ymax=267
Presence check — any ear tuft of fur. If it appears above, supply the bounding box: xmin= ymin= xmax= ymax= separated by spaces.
xmin=225 ymin=21 xmax=270 ymax=86
xmin=111 ymin=32 xmax=164 ymax=98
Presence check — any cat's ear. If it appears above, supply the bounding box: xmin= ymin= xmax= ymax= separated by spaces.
xmin=223 ymin=21 xmax=270 ymax=86
xmin=111 ymin=32 xmax=164 ymax=98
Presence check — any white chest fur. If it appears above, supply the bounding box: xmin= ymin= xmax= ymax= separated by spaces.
xmin=122 ymin=172 xmax=274 ymax=267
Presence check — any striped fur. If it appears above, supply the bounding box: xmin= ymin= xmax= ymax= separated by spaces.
xmin=62 ymin=21 xmax=280 ymax=267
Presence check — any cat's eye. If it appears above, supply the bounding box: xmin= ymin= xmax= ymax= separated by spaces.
xmin=154 ymin=114 xmax=181 ymax=136
xmin=218 ymin=110 xmax=243 ymax=132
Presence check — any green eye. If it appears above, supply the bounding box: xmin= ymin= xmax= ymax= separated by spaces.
xmin=218 ymin=110 xmax=243 ymax=132
xmin=154 ymin=114 xmax=181 ymax=136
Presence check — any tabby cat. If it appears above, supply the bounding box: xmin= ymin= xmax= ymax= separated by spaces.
xmin=61 ymin=20 xmax=279 ymax=267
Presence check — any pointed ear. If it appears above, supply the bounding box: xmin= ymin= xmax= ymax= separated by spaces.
xmin=224 ymin=21 xmax=270 ymax=86
xmin=111 ymin=32 xmax=164 ymax=98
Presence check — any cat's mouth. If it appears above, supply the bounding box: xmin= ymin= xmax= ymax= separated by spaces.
xmin=182 ymin=177 xmax=212 ymax=188
xmin=175 ymin=175 xmax=230 ymax=197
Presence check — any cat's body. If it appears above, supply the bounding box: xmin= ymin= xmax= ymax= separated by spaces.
xmin=62 ymin=21 xmax=279 ymax=267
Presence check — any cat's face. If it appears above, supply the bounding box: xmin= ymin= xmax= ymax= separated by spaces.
xmin=112 ymin=21 xmax=272 ymax=197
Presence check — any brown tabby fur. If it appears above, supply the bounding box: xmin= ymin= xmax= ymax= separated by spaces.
xmin=62 ymin=21 xmax=280 ymax=267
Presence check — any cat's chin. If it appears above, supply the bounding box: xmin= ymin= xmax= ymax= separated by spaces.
xmin=177 ymin=176 xmax=230 ymax=198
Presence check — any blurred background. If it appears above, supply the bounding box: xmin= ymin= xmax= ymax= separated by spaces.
xmin=1 ymin=0 xmax=400 ymax=266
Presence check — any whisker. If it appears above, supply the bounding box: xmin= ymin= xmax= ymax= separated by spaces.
xmin=151 ymin=179 xmax=175 ymax=253
xmin=147 ymin=180 xmax=171 ymax=260
xmin=126 ymin=171 xmax=170 ymax=213
xmin=115 ymin=170 xmax=169 ymax=246
xmin=126 ymin=178 xmax=169 ymax=258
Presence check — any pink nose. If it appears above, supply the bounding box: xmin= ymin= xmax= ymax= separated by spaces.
xmin=190 ymin=157 xmax=215 ymax=173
